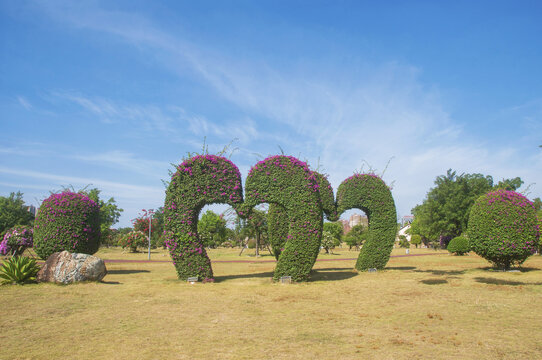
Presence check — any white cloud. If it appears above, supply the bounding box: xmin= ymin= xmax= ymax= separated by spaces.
xmin=35 ymin=2 xmax=542 ymax=219
xmin=17 ymin=96 xmax=32 ymax=110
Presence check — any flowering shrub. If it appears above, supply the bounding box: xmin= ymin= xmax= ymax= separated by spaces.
xmin=337 ymin=174 xmax=397 ymax=271
xmin=118 ymin=231 xmax=147 ymax=252
xmin=34 ymin=192 xmax=101 ymax=260
xmin=164 ymin=155 xmax=243 ymax=280
xmin=447 ymin=236 xmax=470 ymax=255
xmin=468 ymin=190 xmax=539 ymax=269
xmin=0 ymin=226 xmax=33 ymax=256
xmin=242 ymin=155 xmax=322 ymax=281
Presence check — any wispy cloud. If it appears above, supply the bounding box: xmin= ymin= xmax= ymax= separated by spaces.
xmin=17 ymin=96 xmax=32 ymax=110
xmin=73 ymin=150 xmax=171 ymax=176
xmin=35 ymin=2 xmax=542 ymax=217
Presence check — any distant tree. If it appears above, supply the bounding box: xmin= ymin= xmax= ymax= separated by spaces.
xmin=82 ymin=188 xmax=123 ymax=245
xmin=321 ymin=231 xmax=338 ymax=254
xmin=410 ymin=170 xmax=500 ymax=247
xmin=344 ymin=224 xmax=366 ymax=250
xmin=198 ymin=210 xmax=227 ymax=248
xmin=0 ymin=192 xmax=34 ymax=236
xmin=410 ymin=234 xmax=422 ymax=248
xmin=323 ymin=222 xmax=343 ymax=244
xmin=244 ymin=209 xmax=268 ymax=256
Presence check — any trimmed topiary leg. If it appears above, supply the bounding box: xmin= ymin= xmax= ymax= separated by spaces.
xmin=337 ymin=174 xmax=397 ymax=271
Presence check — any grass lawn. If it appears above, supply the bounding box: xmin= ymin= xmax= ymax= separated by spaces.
xmin=1 ymin=247 xmax=541 ymax=359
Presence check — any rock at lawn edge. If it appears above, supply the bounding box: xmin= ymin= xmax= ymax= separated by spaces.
xmin=37 ymin=251 xmax=107 ymax=284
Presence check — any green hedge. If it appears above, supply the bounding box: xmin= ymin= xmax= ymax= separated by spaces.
xmin=242 ymin=155 xmax=322 ymax=281
xmin=447 ymin=236 xmax=470 ymax=255
xmin=34 ymin=192 xmax=101 ymax=259
xmin=337 ymin=174 xmax=397 ymax=270
xmin=164 ymin=155 xmax=243 ymax=280
xmin=468 ymin=189 xmax=539 ymax=269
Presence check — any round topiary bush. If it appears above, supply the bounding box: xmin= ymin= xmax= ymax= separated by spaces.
xmin=34 ymin=192 xmax=101 ymax=259
xmin=0 ymin=225 xmax=33 ymax=256
xmin=468 ymin=190 xmax=539 ymax=270
xmin=337 ymin=173 xmax=397 ymax=271
xmin=447 ymin=236 xmax=470 ymax=255
xmin=164 ymin=155 xmax=244 ymax=281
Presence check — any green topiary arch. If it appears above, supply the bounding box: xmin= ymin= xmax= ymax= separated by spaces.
xmin=241 ymin=155 xmax=323 ymax=281
xmin=164 ymin=155 xmax=243 ymax=280
xmin=337 ymin=174 xmax=397 ymax=271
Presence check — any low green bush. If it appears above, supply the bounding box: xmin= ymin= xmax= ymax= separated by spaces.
xmin=447 ymin=236 xmax=470 ymax=255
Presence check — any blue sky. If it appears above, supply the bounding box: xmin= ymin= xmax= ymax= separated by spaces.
xmin=1 ymin=1 xmax=541 ymax=228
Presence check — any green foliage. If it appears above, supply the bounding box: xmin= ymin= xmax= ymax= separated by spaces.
xmin=337 ymin=174 xmax=397 ymax=270
xmin=34 ymin=192 xmax=101 ymax=259
xmin=0 ymin=192 xmax=34 ymax=236
xmin=267 ymin=171 xmax=336 ymax=261
xmin=323 ymin=222 xmax=343 ymax=243
xmin=0 ymin=225 xmax=33 ymax=256
xmin=398 ymin=235 xmax=410 ymax=248
xmin=118 ymin=231 xmax=147 ymax=252
xmin=198 ymin=210 xmax=228 ymax=248
xmin=447 ymin=236 xmax=470 ymax=255
xmin=410 ymin=234 xmax=422 ymax=248
xmin=411 ymin=170 xmax=494 ymax=243
xmin=343 ymin=224 xmax=366 ymax=250
xmin=82 ymin=188 xmax=123 ymax=242
xmin=468 ymin=190 xmax=539 ymax=270
xmin=241 ymin=155 xmax=322 ymax=281
xmin=164 ymin=155 xmax=244 ymax=280
xmin=0 ymin=256 xmax=40 ymax=285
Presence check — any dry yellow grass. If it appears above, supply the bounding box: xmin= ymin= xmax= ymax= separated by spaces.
xmin=1 ymin=248 xmax=541 ymax=360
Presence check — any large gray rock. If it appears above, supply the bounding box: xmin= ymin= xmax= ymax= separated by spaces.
xmin=37 ymin=251 xmax=107 ymax=284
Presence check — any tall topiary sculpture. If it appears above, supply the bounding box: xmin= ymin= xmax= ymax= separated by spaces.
xmin=34 ymin=192 xmax=101 ymax=259
xmin=468 ymin=190 xmax=539 ymax=270
xmin=164 ymin=155 xmax=243 ymax=280
xmin=242 ymin=155 xmax=323 ymax=281
xmin=267 ymin=171 xmax=337 ymax=261
xmin=337 ymin=174 xmax=397 ymax=271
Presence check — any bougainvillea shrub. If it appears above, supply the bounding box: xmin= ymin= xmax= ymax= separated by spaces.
xmin=447 ymin=236 xmax=470 ymax=255
xmin=34 ymin=192 xmax=101 ymax=259
xmin=0 ymin=226 xmax=33 ymax=256
xmin=164 ymin=155 xmax=243 ymax=280
xmin=468 ymin=190 xmax=539 ymax=269
xmin=337 ymin=174 xmax=397 ymax=271
xmin=118 ymin=231 xmax=147 ymax=253
xmin=242 ymin=155 xmax=323 ymax=281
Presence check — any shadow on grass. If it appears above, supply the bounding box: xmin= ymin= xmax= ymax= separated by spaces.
xmin=386 ymin=266 xmax=417 ymax=271
xmin=479 ymin=266 xmax=539 ymax=273
xmin=414 ymin=269 xmax=466 ymax=276
xmin=420 ymin=278 xmax=448 ymax=285
xmin=101 ymin=280 xmax=121 ymax=285
xmin=213 ymin=271 xmax=275 ymax=283
xmin=309 ymin=268 xmax=358 ymax=282
xmin=107 ymin=269 xmax=151 ymax=275
xmin=474 ymin=277 xmax=542 ymax=286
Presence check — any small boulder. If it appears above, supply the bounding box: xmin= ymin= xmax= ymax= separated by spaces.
xmin=37 ymin=251 xmax=107 ymax=284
